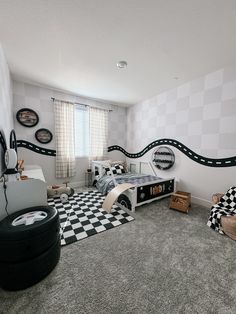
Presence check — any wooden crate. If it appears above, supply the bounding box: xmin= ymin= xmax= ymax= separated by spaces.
xmin=169 ymin=191 xmax=191 ymax=213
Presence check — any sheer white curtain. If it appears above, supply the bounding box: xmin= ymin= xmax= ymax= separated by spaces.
xmin=54 ymin=100 xmax=76 ymax=178
xmin=89 ymin=107 xmax=108 ymax=161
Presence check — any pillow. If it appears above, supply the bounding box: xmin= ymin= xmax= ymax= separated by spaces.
xmin=110 ymin=161 xmax=128 ymax=173
xmin=104 ymin=164 xmax=126 ymax=176
xmin=92 ymin=160 xmax=111 ymax=179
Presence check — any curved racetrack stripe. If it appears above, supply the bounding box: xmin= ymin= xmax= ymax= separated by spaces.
xmin=108 ymin=138 xmax=236 ymax=168
xmin=17 ymin=138 xmax=236 ymax=168
xmin=17 ymin=140 xmax=56 ymax=157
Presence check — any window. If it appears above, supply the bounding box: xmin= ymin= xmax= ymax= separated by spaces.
xmin=74 ymin=105 xmax=109 ymax=158
xmin=74 ymin=105 xmax=89 ymax=157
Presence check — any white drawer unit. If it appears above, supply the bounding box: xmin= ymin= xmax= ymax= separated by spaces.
xmin=0 ymin=165 xmax=47 ymax=221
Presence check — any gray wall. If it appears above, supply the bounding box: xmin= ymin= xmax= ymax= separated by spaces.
xmin=127 ymin=63 xmax=236 ymax=205
xmin=13 ymin=81 xmax=127 ymax=186
xmin=0 ymin=44 xmax=13 ymax=176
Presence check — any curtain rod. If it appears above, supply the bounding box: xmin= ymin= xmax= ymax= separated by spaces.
xmin=51 ymin=97 xmax=113 ymax=112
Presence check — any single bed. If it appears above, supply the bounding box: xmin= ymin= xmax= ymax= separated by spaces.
xmin=92 ymin=160 xmax=175 ymax=212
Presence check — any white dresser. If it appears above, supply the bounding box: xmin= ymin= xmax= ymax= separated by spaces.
xmin=0 ymin=165 xmax=47 ymax=221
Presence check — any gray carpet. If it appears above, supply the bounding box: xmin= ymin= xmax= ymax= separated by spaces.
xmin=1 ymin=195 xmax=236 ymax=314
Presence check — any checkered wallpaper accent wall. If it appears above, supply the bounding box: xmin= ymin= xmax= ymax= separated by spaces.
xmin=127 ymin=63 xmax=236 ymax=159
xmin=13 ymin=81 xmax=127 ymax=151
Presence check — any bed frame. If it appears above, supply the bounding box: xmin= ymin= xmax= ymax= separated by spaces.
xmin=92 ymin=160 xmax=175 ymax=212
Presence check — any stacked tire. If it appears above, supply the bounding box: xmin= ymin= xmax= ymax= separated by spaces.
xmin=0 ymin=206 xmax=61 ymax=291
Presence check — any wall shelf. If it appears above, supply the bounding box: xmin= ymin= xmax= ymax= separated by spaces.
xmin=152 ymin=146 xmax=175 ymax=170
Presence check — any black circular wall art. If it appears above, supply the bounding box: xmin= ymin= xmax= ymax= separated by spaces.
xmin=10 ymin=129 xmax=17 ymax=153
xmin=152 ymin=146 xmax=175 ymax=170
xmin=0 ymin=130 xmax=7 ymax=153
xmin=16 ymin=108 xmax=39 ymax=127
xmin=35 ymin=128 xmax=53 ymax=144
xmin=0 ymin=130 xmax=7 ymax=175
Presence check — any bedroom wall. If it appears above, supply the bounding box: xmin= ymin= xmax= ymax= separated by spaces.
xmin=0 ymin=43 xmax=13 ymax=176
xmin=13 ymin=81 xmax=127 ymax=186
xmin=126 ymin=62 xmax=236 ymax=206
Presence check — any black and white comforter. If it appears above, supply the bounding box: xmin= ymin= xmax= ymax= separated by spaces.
xmin=207 ymin=186 xmax=236 ymax=233
xmin=96 ymin=173 xmax=161 ymax=195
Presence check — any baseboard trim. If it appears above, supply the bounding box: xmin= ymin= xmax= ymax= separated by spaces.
xmin=192 ymin=196 xmax=211 ymax=208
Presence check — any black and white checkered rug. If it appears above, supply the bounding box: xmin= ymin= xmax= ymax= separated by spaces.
xmin=48 ymin=190 xmax=134 ymax=246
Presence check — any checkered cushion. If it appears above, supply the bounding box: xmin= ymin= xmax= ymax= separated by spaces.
xmin=207 ymin=187 xmax=236 ymax=233
xmin=104 ymin=164 xmax=126 ymax=176
xmin=48 ymin=190 xmax=134 ymax=246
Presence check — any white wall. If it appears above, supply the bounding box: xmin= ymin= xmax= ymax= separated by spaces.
xmin=13 ymin=81 xmax=127 ymax=186
xmin=127 ymin=63 xmax=236 ymax=206
xmin=0 ymin=43 xmax=13 ymax=176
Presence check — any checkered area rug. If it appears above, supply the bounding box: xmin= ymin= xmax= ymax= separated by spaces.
xmin=48 ymin=190 xmax=134 ymax=246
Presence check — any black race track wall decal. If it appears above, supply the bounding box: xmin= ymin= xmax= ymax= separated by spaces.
xmin=17 ymin=138 xmax=236 ymax=167
xmin=17 ymin=140 xmax=56 ymax=156
xmin=108 ymin=138 xmax=236 ymax=168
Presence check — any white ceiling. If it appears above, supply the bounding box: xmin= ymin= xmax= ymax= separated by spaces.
xmin=0 ymin=0 xmax=236 ymax=106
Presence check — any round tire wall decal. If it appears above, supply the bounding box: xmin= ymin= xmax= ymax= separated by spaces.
xmin=16 ymin=108 xmax=39 ymax=127
xmin=152 ymin=146 xmax=175 ymax=170
xmin=35 ymin=128 xmax=53 ymax=144
xmin=10 ymin=129 xmax=17 ymax=153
